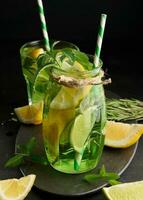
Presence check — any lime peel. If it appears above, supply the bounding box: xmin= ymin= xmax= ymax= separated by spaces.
xmin=103 ymin=180 xmax=143 ymax=200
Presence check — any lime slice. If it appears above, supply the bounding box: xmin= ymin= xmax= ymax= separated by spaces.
xmin=103 ymin=180 xmax=143 ymax=200
xmin=70 ymin=106 xmax=97 ymax=153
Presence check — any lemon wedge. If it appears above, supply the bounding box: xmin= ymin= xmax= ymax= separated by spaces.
xmin=103 ymin=180 xmax=143 ymax=200
xmin=104 ymin=120 xmax=143 ymax=148
xmin=0 ymin=174 xmax=36 ymax=200
xmin=14 ymin=101 xmax=43 ymax=125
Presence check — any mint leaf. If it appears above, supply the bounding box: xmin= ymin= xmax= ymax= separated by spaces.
xmin=84 ymin=165 xmax=120 ymax=184
xmin=32 ymin=63 xmax=60 ymax=105
xmin=17 ymin=137 xmax=37 ymax=155
xmin=5 ymin=137 xmax=48 ymax=168
xmin=108 ymin=179 xmax=122 ymax=186
xmin=28 ymin=154 xmax=48 ymax=165
xmin=5 ymin=154 xmax=24 ymax=168
xmin=25 ymin=137 xmax=37 ymax=154
xmin=84 ymin=173 xmax=119 ymax=183
xmin=72 ymin=50 xmax=93 ymax=70
xmin=53 ymin=48 xmax=93 ymax=71
xmin=99 ymin=165 xmax=106 ymax=176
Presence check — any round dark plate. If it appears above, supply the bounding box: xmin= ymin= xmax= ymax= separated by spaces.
xmin=15 ymin=91 xmax=138 ymax=196
xmin=15 ymin=126 xmax=137 ymax=196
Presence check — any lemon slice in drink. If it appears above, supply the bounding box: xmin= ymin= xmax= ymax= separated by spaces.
xmin=103 ymin=180 xmax=143 ymax=200
xmin=70 ymin=106 xmax=96 ymax=153
xmin=43 ymin=108 xmax=75 ymax=163
xmin=30 ymin=48 xmax=45 ymax=58
xmin=14 ymin=101 xmax=43 ymax=125
xmin=104 ymin=120 xmax=143 ymax=148
xmin=0 ymin=174 xmax=36 ymax=200
xmin=50 ymin=61 xmax=91 ymax=110
xmin=50 ymin=85 xmax=91 ymax=109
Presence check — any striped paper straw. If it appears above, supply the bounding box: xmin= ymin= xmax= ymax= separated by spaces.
xmin=94 ymin=14 xmax=107 ymax=68
xmin=37 ymin=0 xmax=50 ymax=51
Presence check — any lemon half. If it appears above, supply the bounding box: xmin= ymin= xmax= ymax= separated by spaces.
xmin=0 ymin=174 xmax=36 ymax=200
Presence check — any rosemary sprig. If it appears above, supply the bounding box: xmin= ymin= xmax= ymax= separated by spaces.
xmin=106 ymin=98 xmax=143 ymax=122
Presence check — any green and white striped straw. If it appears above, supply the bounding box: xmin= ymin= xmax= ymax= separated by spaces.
xmin=94 ymin=14 xmax=107 ymax=68
xmin=37 ymin=0 xmax=50 ymax=51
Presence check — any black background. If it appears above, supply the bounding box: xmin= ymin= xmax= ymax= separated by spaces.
xmin=0 ymin=0 xmax=143 ymax=110
xmin=1 ymin=0 xmax=143 ymax=57
xmin=0 ymin=1 xmax=143 ymax=200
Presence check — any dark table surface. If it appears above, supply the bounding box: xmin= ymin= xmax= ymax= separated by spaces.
xmin=0 ymin=40 xmax=143 ymax=200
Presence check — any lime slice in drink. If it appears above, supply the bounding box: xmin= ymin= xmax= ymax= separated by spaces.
xmin=70 ymin=106 xmax=96 ymax=154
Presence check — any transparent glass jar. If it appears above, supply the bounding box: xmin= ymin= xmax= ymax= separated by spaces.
xmin=42 ymin=56 xmax=106 ymax=174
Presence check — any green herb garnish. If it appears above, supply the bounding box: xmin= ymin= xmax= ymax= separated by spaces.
xmin=17 ymin=137 xmax=37 ymax=155
xmin=84 ymin=165 xmax=121 ymax=185
xmin=5 ymin=137 xmax=48 ymax=168
xmin=5 ymin=154 xmax=24 ymax=168
xmin=108 ymin=179 xmax=122 ymax=186
xmin=106 ymin=98 xmax=143 ymax=122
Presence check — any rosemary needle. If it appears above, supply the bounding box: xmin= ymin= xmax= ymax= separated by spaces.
xmin=106 ymin=98 xmax=143 ymax=122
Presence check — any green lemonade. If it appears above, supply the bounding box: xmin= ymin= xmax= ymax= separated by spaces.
xmin=20 ymin=40 xmax=79 ymax=104
xmin=20 ymin=40 xmax=106 ymax=174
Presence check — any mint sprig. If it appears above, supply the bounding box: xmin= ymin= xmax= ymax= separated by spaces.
xmin=84 ymin=165 xmax=121 ymax=186
xmin=5 ymin=154 xmax=24 ymax=168
xmin=108 ymin=179 xmax=122 ymax=186
xmin=5 ymin=137 xmax=48 ymax=168
xmin=17 ymin=137 xmax=37 ymax=155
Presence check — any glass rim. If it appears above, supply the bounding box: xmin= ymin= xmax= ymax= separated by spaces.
xmin=20 ymin=40 xmax=103 ymax=87
xmin=20 ymin=40 xmax=103 ymax=68
xmin=20 ymin=39 xmax=80 ymax=55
